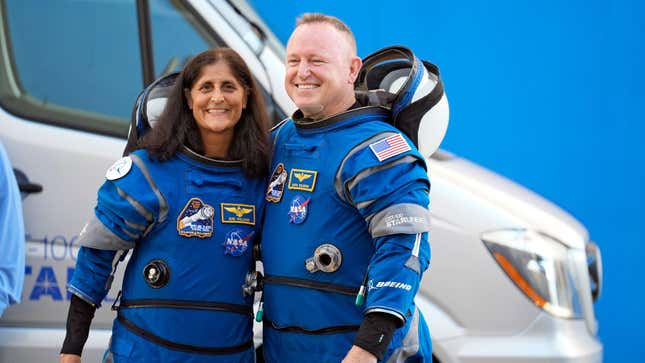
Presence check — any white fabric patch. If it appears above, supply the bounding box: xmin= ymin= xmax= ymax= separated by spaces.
xmin=384 ymin=213 xmax=426 ymax=229
xmin=369 ymin=203 xmax=431 ymax=238
xmin=105 ymin=156 xmax=133 ymax=181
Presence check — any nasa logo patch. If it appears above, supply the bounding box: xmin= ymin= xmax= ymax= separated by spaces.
xmin=105 ymin=156 xmax=133 ymax=181
xmin=223 ymin=230 xmax=254 ymax=256
xmin=177 ymin=198 xmax=215 ymax=238
xmin=266 ymin=163 xmax=288 ymax=203
xmin=288 ymin=195 xmax=310 ymax=224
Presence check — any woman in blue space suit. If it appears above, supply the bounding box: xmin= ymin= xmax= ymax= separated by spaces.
xmin=59 ymin=48 xmax=271 ymax=363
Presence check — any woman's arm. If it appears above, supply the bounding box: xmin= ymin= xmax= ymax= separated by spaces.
xmin=60 ymin=294 xmax=96 ymax=360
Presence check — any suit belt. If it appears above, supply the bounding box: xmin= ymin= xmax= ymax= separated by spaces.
xmin=115 ymin=298 xmax=252 ymax=316
xmin=117 ymin=313 xmax=254 ymax=354
xmin=263 ymin=316 xmax=360 ymax=335
xmin=263 ymin=274 xmax=360 ymax=296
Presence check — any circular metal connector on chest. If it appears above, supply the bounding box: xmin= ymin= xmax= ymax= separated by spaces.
xmin=305 ymin=244 xmax=343 ymax=273
xmin=143 ymin=259 xmax=170 ymax=288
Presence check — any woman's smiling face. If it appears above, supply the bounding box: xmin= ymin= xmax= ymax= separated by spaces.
xmin=186 ymin=61 xmax=248 ymax=140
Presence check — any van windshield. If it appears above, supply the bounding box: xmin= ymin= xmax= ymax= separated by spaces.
xmin=224 ymin=0 xmax=286 ymax=59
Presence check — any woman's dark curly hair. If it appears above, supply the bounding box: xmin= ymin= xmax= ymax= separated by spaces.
xmin=138 ymin=48 xmax=271 ymax=178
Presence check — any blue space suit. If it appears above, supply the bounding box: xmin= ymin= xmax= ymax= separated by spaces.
xmin=68 ymin=148 xmax=265 ymax=363
xmin=261 ymin=106 xmax=433 ymax=362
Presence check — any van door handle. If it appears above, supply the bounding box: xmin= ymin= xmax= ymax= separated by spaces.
xmin=12 ymin=168 xmax=43 ymax=194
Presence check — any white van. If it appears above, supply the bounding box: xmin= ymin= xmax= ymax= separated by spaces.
xmin=0 ymin=0 xmax=603 ymax=362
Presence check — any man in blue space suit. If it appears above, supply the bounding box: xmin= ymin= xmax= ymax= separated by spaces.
xmin=260 ymin=13 xmax=448 ymax=363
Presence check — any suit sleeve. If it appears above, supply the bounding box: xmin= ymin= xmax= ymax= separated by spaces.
xmin=67 ymin=153 xmax=167 ymax=307
xmin=336 ymin=133 xmax=431 ymax=325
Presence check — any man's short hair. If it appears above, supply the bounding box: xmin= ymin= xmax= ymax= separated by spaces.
xmin=295 ymin=13 xmax=357 ymax=53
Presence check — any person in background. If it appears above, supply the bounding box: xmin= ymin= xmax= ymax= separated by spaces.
xmin=0 ymin=141 xmax=25 ymax=318
xmin=60 ymin=48 xmax=271 ymax=363
xmin=260 ymin=13 xmax=433 ymax=363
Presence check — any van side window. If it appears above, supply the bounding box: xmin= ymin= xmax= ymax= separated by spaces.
xmin=0 ymin=0 xmax=142 ymax=136
xmin=148 ymin=1 xmax=285 ymax=124
xmin=150 ymin=0 xmax=219 ymax=77
xmin=0 ymin=0 xmax=283 ymax=135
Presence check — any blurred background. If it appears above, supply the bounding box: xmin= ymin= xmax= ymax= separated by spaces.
xmin=0 ymin=0 xmax=641 ymax=361
xmin=248 ymin=0 xmax=643 ymax=362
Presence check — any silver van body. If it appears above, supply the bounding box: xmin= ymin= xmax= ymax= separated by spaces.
xmin=0 ymin=0 xmax=602 ymax=362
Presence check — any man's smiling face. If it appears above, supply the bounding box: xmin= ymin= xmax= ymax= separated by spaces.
xmin=285 ymin=22 xmax=359 ymax=120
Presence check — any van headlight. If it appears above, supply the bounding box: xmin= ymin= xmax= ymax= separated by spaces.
xmin=481 ymin=229 xmax=584 ymax=319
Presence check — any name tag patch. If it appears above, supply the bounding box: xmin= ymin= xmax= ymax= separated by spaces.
xmin=221 ymin=203 xmax=256 ymax=225
xmin=288 ymin=168 xmax=318 ymax=192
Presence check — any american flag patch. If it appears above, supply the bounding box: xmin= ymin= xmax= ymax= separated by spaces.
xmin=369 ymin=134 xmax=411 ymax=162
